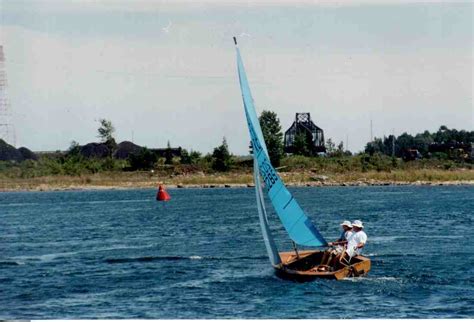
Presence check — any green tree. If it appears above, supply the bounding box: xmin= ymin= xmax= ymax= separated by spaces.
xmin=164 ymin=141 xmax=173 ymax=165
xmin=67 ymin=140 xmax=81 ymax=157
xmin=337 ymin=141 xmax=344 ymax=153
xmin=128 ymin=147 xmax=157 ymax=170
xmin=190 ymin=150 xmax=202 ymax=164
xmin=396 ymin=132 xmax=415 ymax=157
xmin=383 ymin=135 xmax=396 ymax=156
xmin=180 ymin=149 xmax=191 ymax=164
xmin=413 ymin=131 xmax=434 ymax=156
xmin=326 ymin=138 xmax=336 ymax=155
xmin=365 ymin=137 xmax=384 ymax=156
xmin=293 ymin=132 xmax=310 ymax=156
xmin=329 ymin=140 xmax=345 ymax=157
xmin=212 ymin=137 xmax=232 ymax=171
xmin=97 ymin=119 xmax=117 ymax=157
xmin=259 ymin=110 xmax=284 ymax=167
xmin=97 ymin=119 xmax=115 ymax=142
xmin=434 ymin=125 xmax=450 ymax=143
xmin=180 ymin=149 xmax=202 ymax=165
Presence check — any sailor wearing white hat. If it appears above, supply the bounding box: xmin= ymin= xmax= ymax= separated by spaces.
xmin=327 ymin=220 xmax=353 ymax=247
xmin=339 ymin=220 xmax=353 ymax=242
xmin=323 ymin=220 xmax=354 ymax=265
xmin=327 ymin=220 xmax=352 ymax=247
xmin=346 ymin=220 xmax=367 ymax=258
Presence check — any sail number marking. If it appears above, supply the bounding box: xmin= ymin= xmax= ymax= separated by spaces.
xmin=260 ymin=159 xmax=278 ymax=190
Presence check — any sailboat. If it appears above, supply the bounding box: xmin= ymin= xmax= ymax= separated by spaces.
xmin=233 ymin=37 xmax=371 ymax=281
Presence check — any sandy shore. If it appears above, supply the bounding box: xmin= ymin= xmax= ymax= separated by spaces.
xmin=1 ymin=168 xmax=473 ymax=192
xmin=1 ymin=178 xmax=473 ymax=192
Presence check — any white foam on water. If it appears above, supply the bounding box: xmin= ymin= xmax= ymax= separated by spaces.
xmin=2 ymin=199 xmax=152 ymax=209
xmin=370 ymin=236 xmax=400 ymax=242
xmin=0 ymin=202 xmax=42 ymax=207
xmin=189 ymin=255 xmax=203 ymax=260
xmin=344 ymin=276 xmax=402 ymax=283
xmin=13 ymin=251 xmax=79 ymax=262
xmin=11 ymin=243 xmax=156 ymax=263
xmin=94 ymin=243 xmax=156 ymax=252
xmin=417 ymin=235 xmax=464 ymax=239
xmin=63 ymin=199 xmax=151 ymax=206
xmin=372 ymin=276 xmax=400 ymax=281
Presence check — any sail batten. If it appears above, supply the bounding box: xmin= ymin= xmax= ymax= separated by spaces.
xmin=235 ymin=42 xmax=327 ymax=247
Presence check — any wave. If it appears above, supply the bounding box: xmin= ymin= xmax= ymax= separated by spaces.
xmin=369 ymin=236 xmax=400 ymax=242
xmin=0 ymin=260 xmax=24 ymax=267
xmin=344 ymin=276 xmax=402 ymax=282
xmin=67 ymin=199 xmax=151 ymax=205
xmin=12 ymin=252 xmax=78 ymax=262
xmin=105 ymin=255 xmax=267 ymax=264
xmin=10 ymin=244 xmax=157 ymax=263
xmin=370 ymin=235 xmax=465 ymax=243
xmin=0 ymin=202 xmax=43 ymax=207
xmin=0 ymin=199 xmax=151 ymax=208
xmin=105 ymin=256 xmax=200 ymax=264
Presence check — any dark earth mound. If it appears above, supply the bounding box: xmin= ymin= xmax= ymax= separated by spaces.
xmin=113 ymin=141 xmax=142 ymax=159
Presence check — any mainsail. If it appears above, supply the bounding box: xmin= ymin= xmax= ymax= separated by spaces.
xmin=235 ymin=38 xmax=327 ymax=247
xmin=254 ymin=158 xmax=282 ymax=266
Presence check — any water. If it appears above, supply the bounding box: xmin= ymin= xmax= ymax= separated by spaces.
xmin=1 ymin=186 xmax=473 ymax=318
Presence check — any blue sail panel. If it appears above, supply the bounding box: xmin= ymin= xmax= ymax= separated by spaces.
xmin=254 ymin=158 xmax=282 ymax=266
xmin=235 ymin=44 xmax=327 ymax=247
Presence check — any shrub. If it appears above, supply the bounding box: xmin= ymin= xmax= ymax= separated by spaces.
xmin=128 ymin=148 xmax=157 ymax=170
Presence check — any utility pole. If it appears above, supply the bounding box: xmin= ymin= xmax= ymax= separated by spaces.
xmin=392 ymin=128 xmax=395 ymax=157
xmin=370 ymin=118 xmax=373 ymax=143
xmin=0 ymin=45 xmax=15 ymax=146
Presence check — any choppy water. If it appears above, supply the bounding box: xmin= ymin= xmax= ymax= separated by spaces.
xmin=1 ymin=186 xmax=473 ymax=318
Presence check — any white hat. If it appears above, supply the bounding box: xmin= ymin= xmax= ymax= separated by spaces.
xmin=340 ymin=220 xmax=352 ymax=228
xmin=352 ymin=220 xmax=364 ymax=228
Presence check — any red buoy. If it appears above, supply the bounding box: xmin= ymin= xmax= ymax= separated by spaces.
xmin=156 ymin=184 xmax=171 ymax=201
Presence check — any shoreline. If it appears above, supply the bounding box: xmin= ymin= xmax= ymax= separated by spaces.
xmin=1 ymin=179 xmax=473 ymax=192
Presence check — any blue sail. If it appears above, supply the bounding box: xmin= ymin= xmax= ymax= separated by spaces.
xmin=235 ymin=41 xmax=327 ymax=247
xmin=254 ymin=158 xmax=282 ymax=266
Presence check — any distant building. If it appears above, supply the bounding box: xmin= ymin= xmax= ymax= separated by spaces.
xmin=403 ymin=149 xmax=422 ymax=161
xmin=284 ymin=113 xmax=326 ymax=154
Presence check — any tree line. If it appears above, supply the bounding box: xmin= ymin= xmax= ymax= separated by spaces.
xmin=1 ymin=115 xmax=472 ymax=178
xmin=365 ymin=126 xmax=474 ymax=160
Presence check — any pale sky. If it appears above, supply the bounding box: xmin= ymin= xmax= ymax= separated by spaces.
xmin=0 ymin=0 xmax=472 ymax=154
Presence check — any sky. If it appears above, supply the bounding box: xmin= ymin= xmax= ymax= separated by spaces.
xmin=0 ymin=0 xmax=472 ymax=154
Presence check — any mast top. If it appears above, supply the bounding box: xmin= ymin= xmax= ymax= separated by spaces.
xmin=233 ymin=37 xmax=237 ymax=45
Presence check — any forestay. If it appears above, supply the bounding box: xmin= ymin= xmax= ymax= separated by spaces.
xmin=235 ymin=39 xmax=327 ymax=247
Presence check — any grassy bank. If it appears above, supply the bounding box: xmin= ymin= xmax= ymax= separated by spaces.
xmin=1 ymin=168 xmax=473 ymax=191
xmin=1 ymin=153 xmax=473 ymax=191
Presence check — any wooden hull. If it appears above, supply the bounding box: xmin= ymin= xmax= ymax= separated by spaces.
xmin=273 ymin=250 xmax=371 ymax=282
